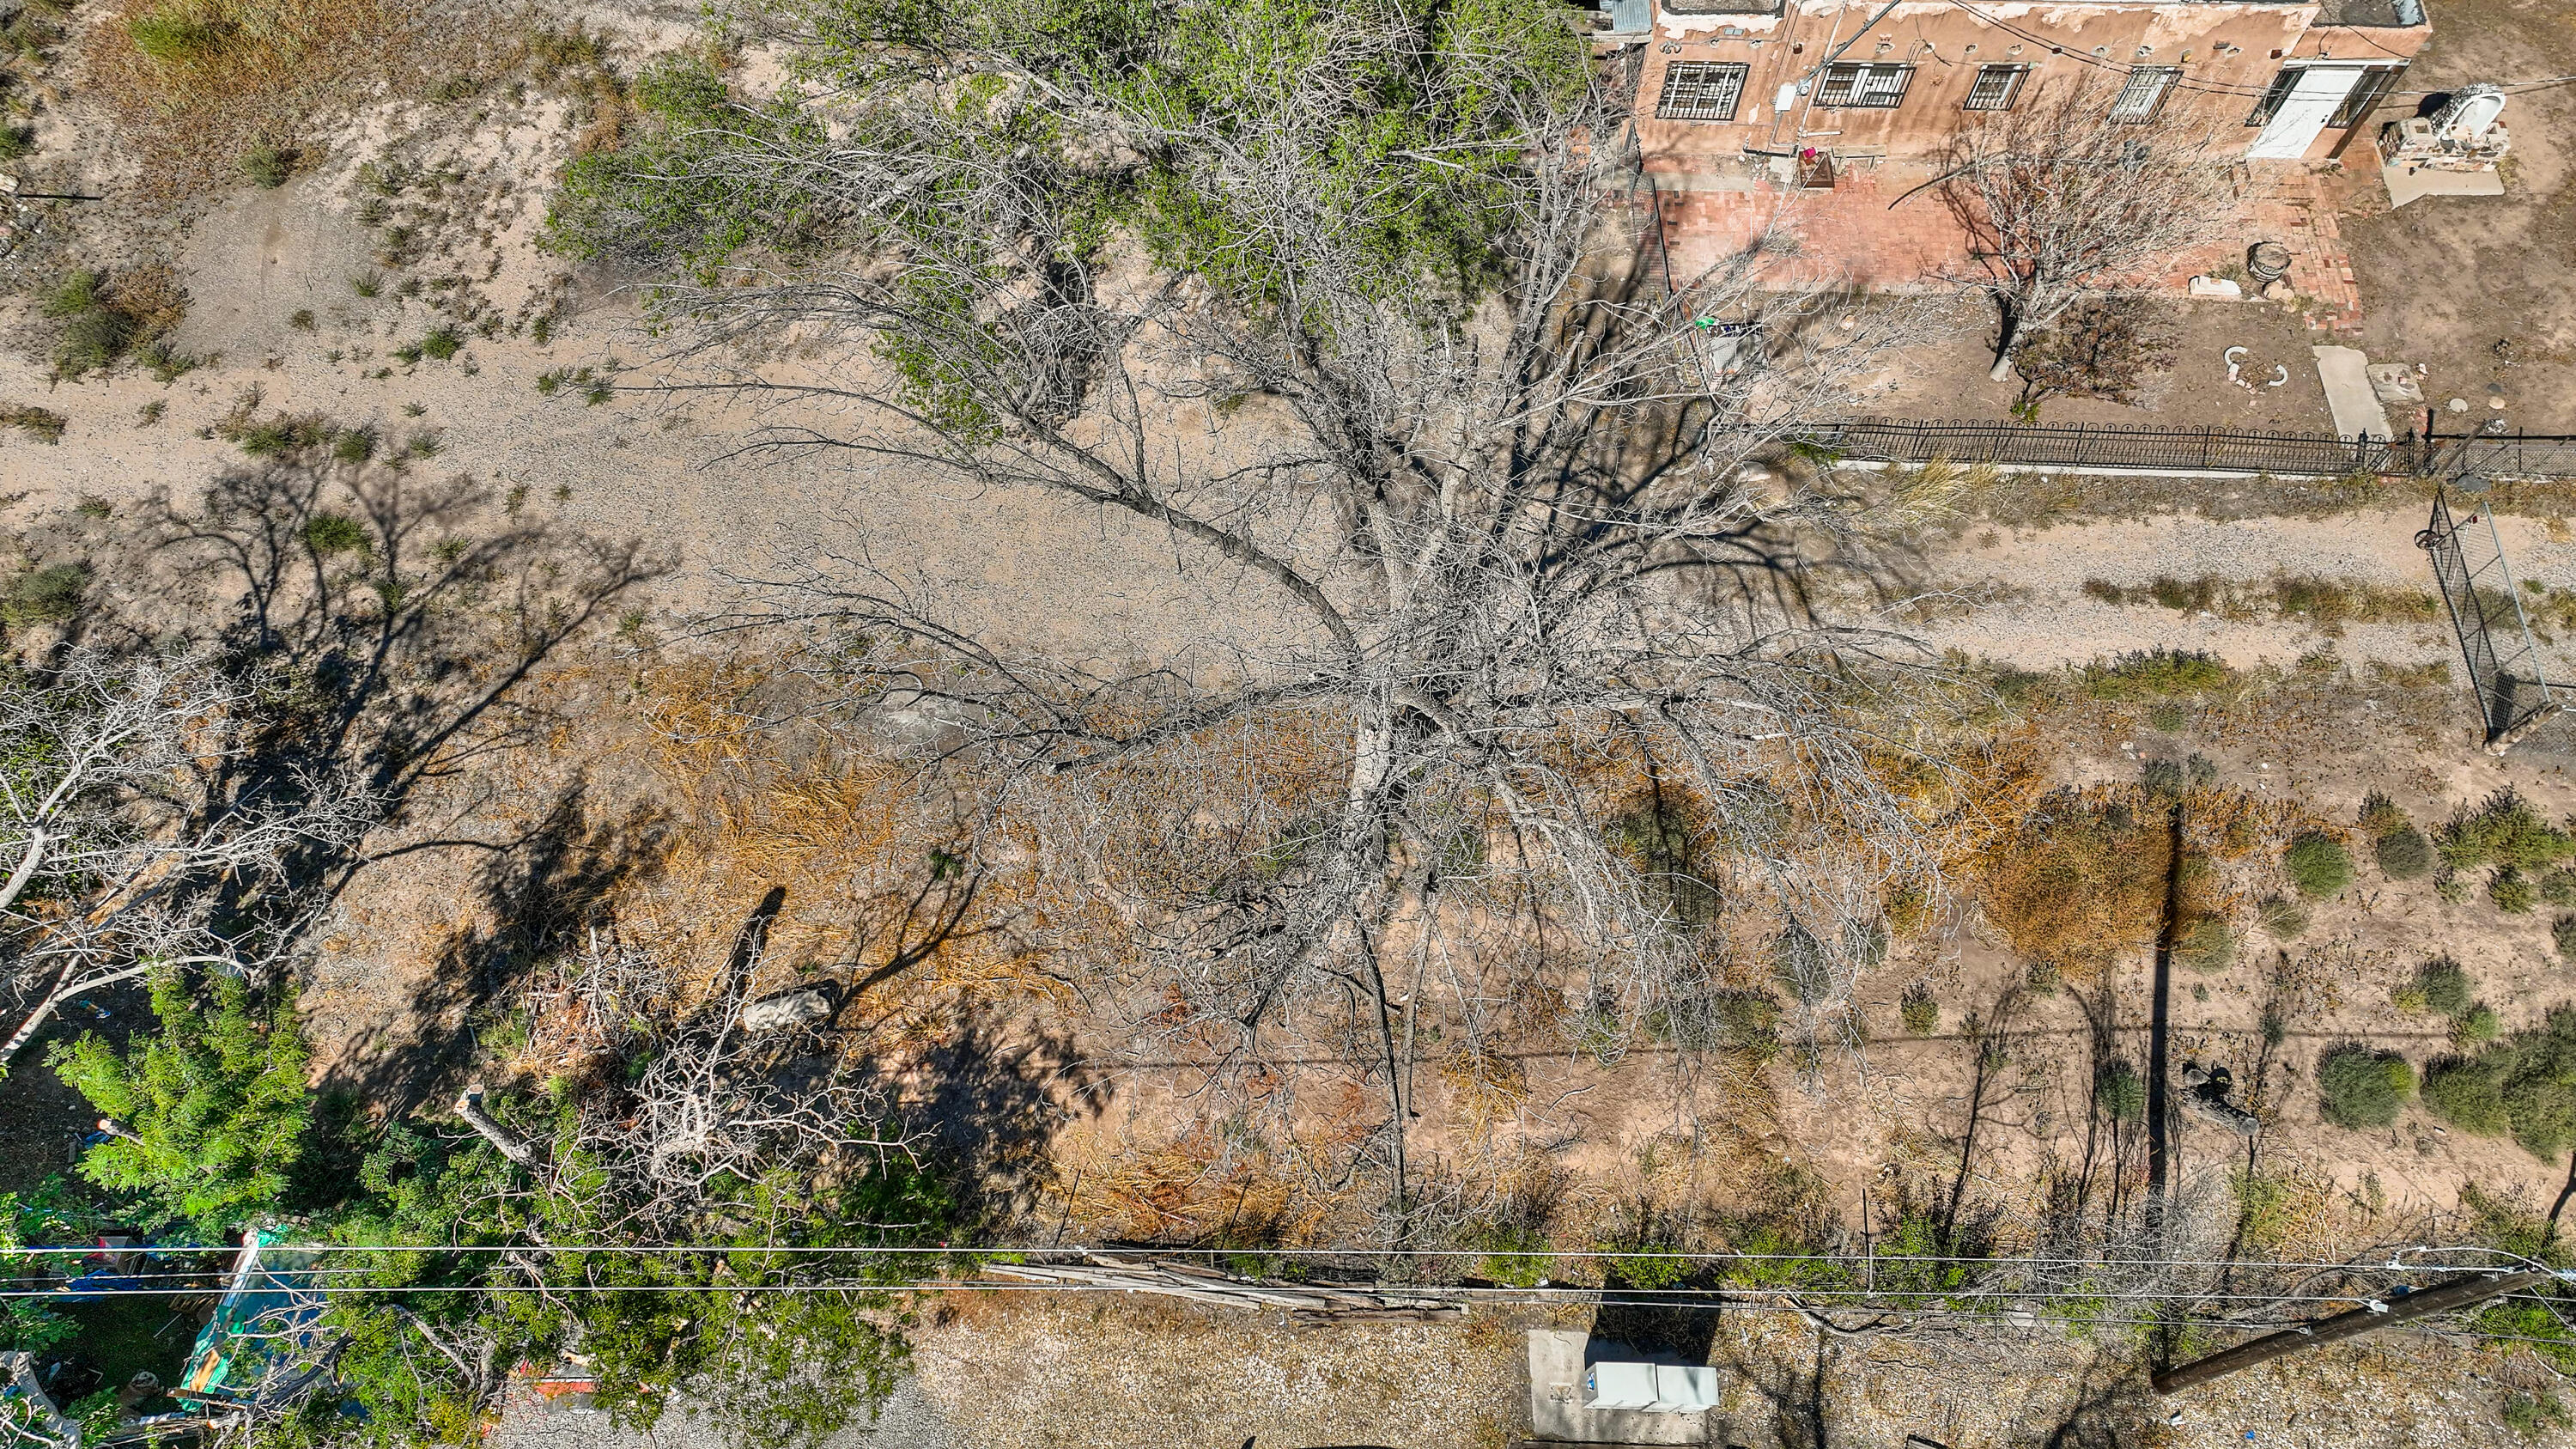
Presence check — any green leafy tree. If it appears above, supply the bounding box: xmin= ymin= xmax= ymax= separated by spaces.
xmin=49 ymin=968 xmax=313 ymax=1231
xmin=292 ymin=947 xmax=955 ymax=1449
xmin=0 ymin=1177 xmax=102 ymax=1354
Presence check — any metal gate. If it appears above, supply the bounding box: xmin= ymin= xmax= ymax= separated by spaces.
xmin=2419 ymin=490 xmax=2556 ymax=747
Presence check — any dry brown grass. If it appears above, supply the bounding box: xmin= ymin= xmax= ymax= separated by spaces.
xmin=1974 ymin=786 xmax=2178 ymax=976
xmin=83 ymin=0 xmax=527 ymax=198
xmin=1437 ymin=1042 xmax=1531 ymax=1125
xmin=615 ymin=657 xmax=1066 ymax=1007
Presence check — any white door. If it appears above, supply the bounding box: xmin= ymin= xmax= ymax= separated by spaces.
xmin=2247 ymin=65 xmax=2366 ymax=160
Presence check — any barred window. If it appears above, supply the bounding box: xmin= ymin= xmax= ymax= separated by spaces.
xmin=1961 ymin=64 xmax=2028 ymax=112
xmin=2109 ymin=66 xmax=2180 ymax=123
xmin=1815 ymin=62 xmax=1914 ymax=109
xmin=1656 ymin=60 xmax=1752 ymax=121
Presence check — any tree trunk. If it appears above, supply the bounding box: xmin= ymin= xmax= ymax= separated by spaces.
xmin=0 ymin=962 xmax=165 ymax=1075
xmin=454 ymin=1085 xmax=538 ymax=1166
xmin=1988 ymin=301 xmax=2023 ymax=381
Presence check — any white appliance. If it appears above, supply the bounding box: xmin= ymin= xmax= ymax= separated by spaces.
xmin=1583 ymin=1361 xmax=1721 ymax=1413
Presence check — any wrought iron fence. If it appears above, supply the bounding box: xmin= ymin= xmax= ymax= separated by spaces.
xmin=1796 ymin=417 xmax=2576 ymax=481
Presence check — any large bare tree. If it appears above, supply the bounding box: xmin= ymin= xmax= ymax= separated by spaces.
xmin=557 ymin=0 xmax=1948 ymax=1221
xmin=1937 ymin=74 xmax=2238 ymax=380
xmin=0 ymin=650 xmax=371 ymax=1071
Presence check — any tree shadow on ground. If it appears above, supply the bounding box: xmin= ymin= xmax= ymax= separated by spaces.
xmin=137 ymin=444 xmax=665 ymax=893
xmin=98 ymin=445 xmax=670 ymax=1112
xmin=874 ymin=1000 xmax=1098 ymax=1231
xmin=1702 ymin=1321 xmax=1835 ymax=1449
xmin=1588 ymin=1288 xmax=1723 ymax=1369
xmin=313 ymin=780 xmax=671 ymax=1115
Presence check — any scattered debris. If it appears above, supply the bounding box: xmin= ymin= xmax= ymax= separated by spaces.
xmin=2181 ymin=1062 xmax=2261 ymax=1137
xmin=2380 ymin=85 xmax=2511 ymax=207
xmin=2366 ymin=363 xmax=2425 ymax=406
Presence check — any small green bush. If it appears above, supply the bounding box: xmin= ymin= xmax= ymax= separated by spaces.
xmin=1 ymin=563 xmax=88 ymax=628
xmin=2543 ymin=868 xmax=2576 ymax=907
xmin=2421 ymin=1054 xmax=2512 ymax=1137
xmin=1899 ymin=984 xmax=1938 ymax=1037
xmin=419 ymin=326 xmax=462 ymax=362
xmin=2504 ymin=1388 xmax=2571 ymax=1440
xmin=240 ymin=143 xmax=291 ymax=188
xmin=2359 ymin=790 xmax=2409 ymax=840
xmin=2097 ymin=1060 xmax=2147 ymax=1123
xmin=53 ymin=307 xmax=131 ymax=379
xmin=2439 ymin=788 xmax=2575 ymax=872
xmin=2316 ymin=1044 xmax=2412 ymax=1128
xmin=2178 ymin=916 xmax=2235 ymax=973
xmin=2418 ymin=1007 xmax=2576 ymax=1157
xmin=301 ymin=513 xmax=371 ymax=557
xmin=2416 ymin=959 xmax=2473 ymax=1019
xmin=2083 ymin=648 xmax=2231 ymax=702
xmin=2557 ymin=915 xmax=2576 ymax=960
xmin=2024 ymin=959 xmax=2063 ymax=997
xmin=2376 ymin=825 xmax=2432 ymax=881
xmin=2390 ymin=983 xmax=2429 ymax=1014
xmin=2146 ymin=700 xmax=2186 ymax=733
xmin=128 ymin=5 xmax=233 ymax=64
xmin=0 ymin=405 xmax=67 ymax=444
xmin=2493 ymin=867 xmax=2537 ymax=915
xmin=2284 ymin=832 xmax=2353 ymax=899
xmin=0 ymin=125 xmax=33 ymax=162
xmin=2455 ymin=1003 xmax=2500 ymax=1046
xmin=2257 ymin=895 xmax=2308 ymax=941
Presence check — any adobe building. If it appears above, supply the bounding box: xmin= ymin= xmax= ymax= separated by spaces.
xmin=1591 ymin=0 xmax=2433 ymax=299
xmin=1595 ymin=0 xmax=2431 ymax=178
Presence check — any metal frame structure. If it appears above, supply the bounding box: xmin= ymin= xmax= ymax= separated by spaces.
xmin=2419 ymin=489 xmax=2556 ymax=748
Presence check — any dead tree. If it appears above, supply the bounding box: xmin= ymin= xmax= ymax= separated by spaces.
xmin=1936 ymin=75 xmax=2238 ymax=381
xmin=0 ymin=650 xmax=372 ymax=1073
xmin=567 ymin=0 xmax=1951 ymax=1222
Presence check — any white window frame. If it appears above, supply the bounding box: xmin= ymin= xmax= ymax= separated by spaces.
xmin=1656 ymin=60 xmax=1753 ymax=122
xmin=1816 ymin=62 xmax=1916 ymax=109
xmin=1962 ymin=64 xmax=2029 ymax=112
xmin=2109 ymin=66 xmax=2181 ymax=123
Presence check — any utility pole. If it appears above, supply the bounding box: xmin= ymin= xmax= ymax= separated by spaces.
xmin=2153 ymin=1269 xmax=2551 ymax=1395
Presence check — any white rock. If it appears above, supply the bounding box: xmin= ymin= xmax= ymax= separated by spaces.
xmin=741 ymin=985 xmax=835 ymax=1032
xmin=2189 ymin=276 xmax=2243 ymax=298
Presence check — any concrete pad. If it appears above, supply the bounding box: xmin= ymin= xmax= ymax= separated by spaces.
xmin=2313 ymin=345 xmax=2393 ymax=441
xmin=2368 ymin=362 xmax=2426 ymax=406
xmin=2382 ymin=161 xmax=2506 ymax=209
xmin=1526 ymin=1329 xmax=1710 ymax=1446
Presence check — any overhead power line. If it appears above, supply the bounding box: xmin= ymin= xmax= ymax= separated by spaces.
xmin=0 ymin=1243 xmax=2545 ymax=1271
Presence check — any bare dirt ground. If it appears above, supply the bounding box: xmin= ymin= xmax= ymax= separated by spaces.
xmin=1867 ymin=294 xmax=2340 ymax=432
xmin=2336 ymin=0 xmax=2576 ymax=434
xmin=486 ymin=1295 xmax=2561 ymax=1449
